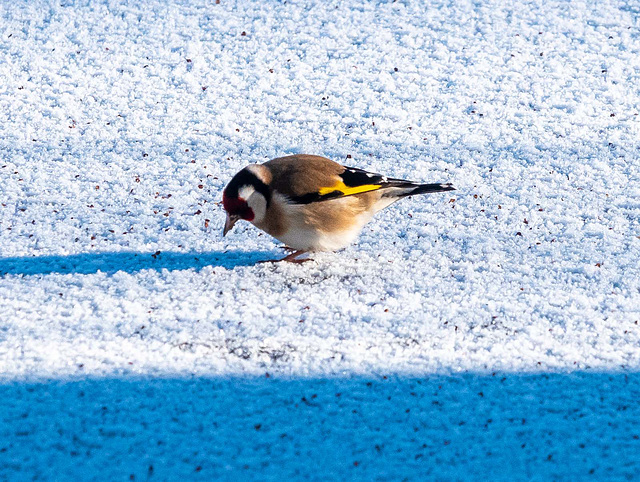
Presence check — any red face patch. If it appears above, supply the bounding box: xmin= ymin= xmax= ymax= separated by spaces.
xmin=222 ymin=193 xmax=255 ymax=221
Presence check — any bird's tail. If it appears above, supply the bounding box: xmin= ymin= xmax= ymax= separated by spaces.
xmin=384 ymin=182 xmax=455 ymax=198
xmin=407 ymin=183 xmax=455 ymax=196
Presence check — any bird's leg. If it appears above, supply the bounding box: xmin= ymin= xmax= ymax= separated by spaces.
xmin=280 ymin=250 xmax=311 ymax=263
xmin=257 ymin=250 xmax=311 ymax=264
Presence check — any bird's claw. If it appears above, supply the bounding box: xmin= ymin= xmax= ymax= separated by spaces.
xmin=257 ymin=250 xmax=311 ymax=264
xmin=256 ymin=257 xmax=313 ymax=264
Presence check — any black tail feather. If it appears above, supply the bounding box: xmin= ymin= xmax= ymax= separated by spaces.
xmin=408 ymin=183 xmax=455 ymax=196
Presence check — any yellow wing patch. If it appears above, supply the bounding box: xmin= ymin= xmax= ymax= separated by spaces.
xmin=318 ymin=181 xmax=382 ymax=197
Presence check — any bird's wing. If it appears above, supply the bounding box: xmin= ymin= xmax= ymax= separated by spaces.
xmin=264 ymin=155 xmax=419 ymax=205
xmin=287 ymin=165 xmax=415 ymax=205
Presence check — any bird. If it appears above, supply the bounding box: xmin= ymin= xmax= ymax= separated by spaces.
xmin=222 ymin=154 xmax=455 ymax=263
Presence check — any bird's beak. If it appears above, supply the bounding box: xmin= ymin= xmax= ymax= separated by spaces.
xmin=223 ymin=213 xmax=240 ymax=237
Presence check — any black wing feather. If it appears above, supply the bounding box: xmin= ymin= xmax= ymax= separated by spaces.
xmin=288 ymin=190 xmax=344 ymax=204
xmin=340 ymin=166 xmax=414 ymax=188
xmin=287 ymin=165 xmax=453 ymax=204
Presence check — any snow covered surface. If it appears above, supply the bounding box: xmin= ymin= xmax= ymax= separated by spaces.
xmin=1 ymin=0 xmax=640 ymax=479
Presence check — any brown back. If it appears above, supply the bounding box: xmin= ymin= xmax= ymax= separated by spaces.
xmin=263 ymin=154 xmax=344 ymax=198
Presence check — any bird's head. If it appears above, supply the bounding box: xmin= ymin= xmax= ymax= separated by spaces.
xmin=222 ymin=165 xmax=271 ymax=236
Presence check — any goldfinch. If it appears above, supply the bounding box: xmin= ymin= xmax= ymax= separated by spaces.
xmin=222 ymin=154 xmax=455 ymax=262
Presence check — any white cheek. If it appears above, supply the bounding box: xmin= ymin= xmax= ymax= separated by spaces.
xmin=238 ymin=186 xmax=255 ymax=200
xmin=246 ymin=193 xmax=267 ymax=222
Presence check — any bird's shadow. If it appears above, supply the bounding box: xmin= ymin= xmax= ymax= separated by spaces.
xmin=0 ymin=250 xmax=275 ymax=276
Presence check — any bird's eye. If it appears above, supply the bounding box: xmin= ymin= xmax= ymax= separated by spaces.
xmin=222 ymin=194 xmax=240 ymax=213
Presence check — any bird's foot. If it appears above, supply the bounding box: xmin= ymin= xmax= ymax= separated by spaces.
xmin=257 ymin=250 xmax=311 ymax=264
xmin=278 ymin=246 xmax=297 ymax=252
xmin=284 ymin=257 xmax=313 ymax=264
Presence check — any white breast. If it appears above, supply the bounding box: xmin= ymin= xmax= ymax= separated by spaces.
xmin=256 ymin=192 xmax=381 ymax=252
xmin=275 ymin=222 xmax=366 ymax=252
xmin=277 ymin=205 xmax=374 ymax=252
